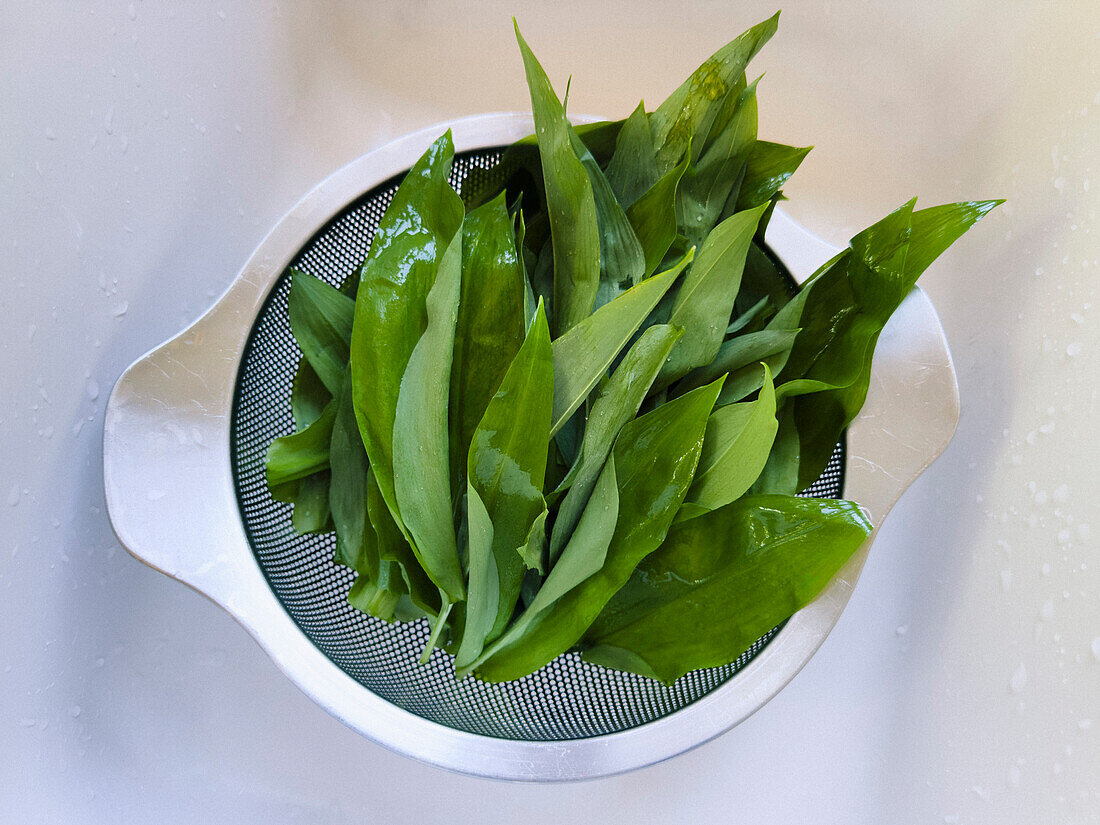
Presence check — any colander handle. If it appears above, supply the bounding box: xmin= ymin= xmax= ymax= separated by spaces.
xmin=843 ymin=285 xmax=960 ymax=524
xmin=103 ymin=298 xmax=267 ymax=610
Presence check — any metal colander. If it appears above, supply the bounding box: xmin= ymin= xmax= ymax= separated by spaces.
xmin=106 ymin=113 xmax=954 ymax=780
xmin=229 ymin=145 xmax=846 ymax=742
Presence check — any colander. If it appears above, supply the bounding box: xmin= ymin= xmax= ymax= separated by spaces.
xmin=103 ymin=112 xmax=960 ymax=781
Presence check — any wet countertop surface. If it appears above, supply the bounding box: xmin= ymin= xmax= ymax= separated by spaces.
xmin=2 ymin=2 xmax=1097 ymax=822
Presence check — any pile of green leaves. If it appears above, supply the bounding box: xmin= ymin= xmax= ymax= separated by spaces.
xmin=265 ymin=14 xmax=1000 ymax=685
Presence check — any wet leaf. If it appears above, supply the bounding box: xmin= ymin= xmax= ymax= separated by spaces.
xmin=582 ymin=495 xmax=872 ymax=683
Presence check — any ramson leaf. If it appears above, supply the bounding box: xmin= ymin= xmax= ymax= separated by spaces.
xmin=350 ymin=131 xmax=464 ymax=539
xmin=515 ymin=22 xmax=601 ymax=334
xmin=582 ymin=495 xmax=872 ymax=684
xmin=392 ymin=228 xmax=465 ymax=603
xmin=461 ymin=302 xmax=554 ymax=655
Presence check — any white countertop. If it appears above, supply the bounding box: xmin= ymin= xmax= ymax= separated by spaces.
xmin=2 ymin=2 xmax=1097 ymax=822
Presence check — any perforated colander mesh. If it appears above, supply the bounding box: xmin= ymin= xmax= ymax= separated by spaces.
xmin=230 ymin=147 xmax=846 ymax=742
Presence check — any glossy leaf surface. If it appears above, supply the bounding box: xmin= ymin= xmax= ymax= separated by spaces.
xmin=392 ymin=230 xmax=465 ymax=602
xmin=350 ymin=132 xmax=464 ymax=535
xmin=582 ymin=495 xmax=872 ymax=683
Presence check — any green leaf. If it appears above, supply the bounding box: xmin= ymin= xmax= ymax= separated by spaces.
xmin=519 ymin=508 xmax=549 ymax=574
xmin=569 ymin=125 xmax=646 ymax=310
xmin=750 ymin=402 xmax=800 ymax=495
xmin=627 ymin=152 xmax=690 ymax=277
xmin=658 ymin=204 xmax=767 ymax=386
xmin=551 ymin=251 xmax=691 ymax=435
xmin=265 ymin=399 xmax=335 ymax=488
xmin=350 ymin=131 xmax=464 ymax=539
xmin=571 ymin=119 xmax=627 ymax=165
xmin=549 ymin=324 xmax=684 ymax=561
xmin=714 ymin=343 xmax=794 ymax=405
xmin=725 ymin=295 xmax=770 ymax=336
xmin=515 ymin=209 xmax=539 ymax=327
xmin=421 ymin=600 xmax=454 ymax=664
xmin=544 ymin=455 xmax=619 ymax=602
xmin=582 ymin=495 xmax=872 ymax=684
xmin=450 ymin=193 xmax=527 ymax=494
xmin=649 ymin=13 xmax=778 ymax=174
xmin=677 ymin=77 xmax=757 ymax=248
xmin=733 ymin=140 xmax=812 ymax=213
xmin=505 ymin=118 xmax=625 ymax=169
xmin=683 ymin=364 xmax=778 ymax=513
xmin=605 ymin=101 xmax=659 ymax=208
xmin=733 ymin=242 xmax=795 ymax=324
xmin=348 ymin=560 xmax=406 ymax=624
xmin=904 ymin=199 xmax=1005 ymax=278
xmin=473 ymin=379 xmax=723 ymax=682
xmin=287 ymin=270 xmax=355 ymax=395
xmin=368 ymin=465 xmax=441 ymax=617
xmin=290 ymin=359 xmax=331 ymax=430
xmin=329 ymin=371 xmax=376 ymax=570
xmin=454 ymin=484 xmax=499 ymax=669
xmin=392 ymin=228 xmax=465 ymax=603
xmin=291 ymin=471 xmax=333 ymax=535
xmin=277 ymin=355 xmax=339 ymax=529
xmin=515 ymin=22 xmax=601 ymax=334
xmin=675 ymin=328 xmax=799 ymax=396
xmin=465 ymin=301 xmax=554 ymax=643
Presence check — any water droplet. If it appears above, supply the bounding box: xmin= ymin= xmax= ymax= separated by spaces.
xmin=69 ymin=705 xmax=81 ymax=718
xmin=6 ymin=486 xmax=19 ymax=507
xmin=1091 ymin=637 xmax=1100 ymax=662
xmin=127 ymin=2 xmax=136 ymax=20
xmin=895 ymin=624 xmax=909 ymax=636
xmin=1040 ymin=600 xmax=1054 ymax=621
xmin=1067 ymin=342 xmax=1081 ymax=357
xmin=1000 ymin=570 xmax=1012 ymax=592
xmin=85 ymin=378 xmax=99 ymax=401
xmin=111 ymin=300 xmax=128 ymax=317
xmin=45 ymin=128 xmax=57 ymax=141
